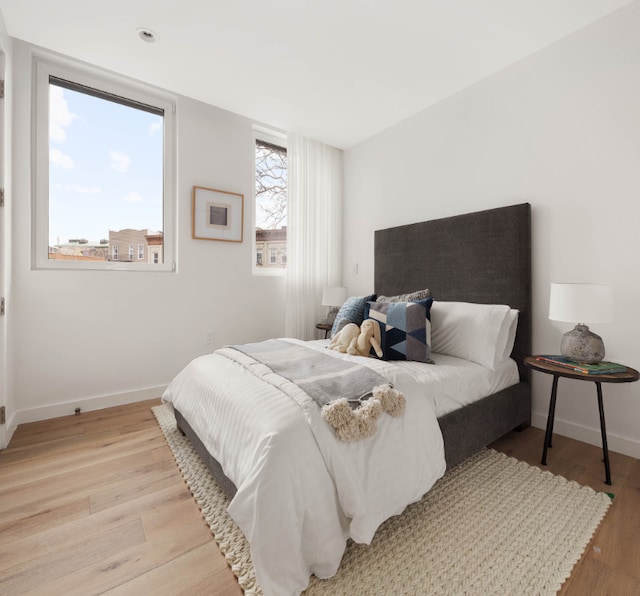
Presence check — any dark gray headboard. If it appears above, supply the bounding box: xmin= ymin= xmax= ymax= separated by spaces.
xmin=375 ymin=203 xmax=531 ymax=381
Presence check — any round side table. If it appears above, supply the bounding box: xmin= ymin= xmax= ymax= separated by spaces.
xmin=316 ymin=323 xmax=332 ymax=339
xmin=524 ymin=356 xmax=639 ymax=485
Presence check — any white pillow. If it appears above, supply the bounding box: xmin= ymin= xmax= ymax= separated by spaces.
xmin=430 ymin=301 xmax=517 ymax=370
xmin=500 ymin=309 xmax=519 ymax=362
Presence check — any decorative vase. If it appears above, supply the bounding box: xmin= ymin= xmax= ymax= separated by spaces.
xmin=560 ymin=324 xmax=605 ymax=364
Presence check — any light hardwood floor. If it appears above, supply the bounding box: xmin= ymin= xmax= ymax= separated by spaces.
xmin=0 ymin=399 xmax=638 ymax=595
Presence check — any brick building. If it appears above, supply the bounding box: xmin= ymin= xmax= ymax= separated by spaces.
xmin=255 ymin=227 xmax=286 ymax=269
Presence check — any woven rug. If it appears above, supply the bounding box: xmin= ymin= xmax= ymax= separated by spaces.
xmin=152 ymin=405 xmax=611 ymax=595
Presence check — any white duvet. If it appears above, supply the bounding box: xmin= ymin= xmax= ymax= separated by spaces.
xmin=163 ymin=339 xmax=450 ymax=595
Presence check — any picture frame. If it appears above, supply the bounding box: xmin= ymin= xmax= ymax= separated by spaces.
xmin=192 ymin=186 xmax=244 ymax=242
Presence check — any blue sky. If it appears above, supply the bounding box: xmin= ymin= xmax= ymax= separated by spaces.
xmin=49 ymin=83 xmax=163 ymax=245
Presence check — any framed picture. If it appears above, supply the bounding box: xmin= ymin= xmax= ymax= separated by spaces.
xmin=192 ymin=186 xmax=244 ymax=242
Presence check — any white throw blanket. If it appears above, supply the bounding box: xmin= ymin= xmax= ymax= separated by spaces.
xmin=226 ymin=339 xmax=406 ymax=441
xmin=162 ymin=338 xmax=446 ymax=596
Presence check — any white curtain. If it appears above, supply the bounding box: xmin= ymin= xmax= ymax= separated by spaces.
xmin=285 ymin=134 xmax=343 ymax=339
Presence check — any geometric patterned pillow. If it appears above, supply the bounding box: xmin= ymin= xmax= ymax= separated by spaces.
xmin=376 ymin=288 xmax=431 ymax=303
xmin=365 ymin=298 xmax=434 ymax=362
xmin=330 ymin=293 xmax=377 ymax=337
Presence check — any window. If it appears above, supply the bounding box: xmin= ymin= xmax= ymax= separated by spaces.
xmin=254 ymin=130 xmax=287 ymax=273
xmin=281 ymin=248 xmax=287 ymax=264
xmin=153 ymin=251 xmax=159 ymax=264
xmin=34 ymin=58 xmax=176 ymax=271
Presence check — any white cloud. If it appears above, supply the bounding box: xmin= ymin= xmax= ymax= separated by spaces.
xmin=57 ymin=183 xmax=101 ymax=194
xmin=149 ymin=119 xmax=162 ymax=137
xmin=50 ymin=149 xmax=75 ymax=169
xmin=49 ymin=86 xmax=77 ymax=144
xmin=123 ymin=192 xmax=143 ymax=203
xmin=109 ymin=150 xmax=131 ymax=173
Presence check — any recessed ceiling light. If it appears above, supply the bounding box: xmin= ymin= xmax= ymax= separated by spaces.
xmin=137 ymin=28 xmax=158 ymax=43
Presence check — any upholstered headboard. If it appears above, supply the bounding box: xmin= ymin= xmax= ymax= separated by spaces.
xmin=374 ymin=203 xmax=531 ymax=381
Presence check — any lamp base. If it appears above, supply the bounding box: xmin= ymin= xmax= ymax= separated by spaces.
xmin=326 ymin=307 xmax=339 ymax=326
xmin=560 ymin=324 xmax=605 ymax=364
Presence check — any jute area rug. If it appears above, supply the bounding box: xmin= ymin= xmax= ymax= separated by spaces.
xmin=152 ymin=405 xmax=611 ymax=595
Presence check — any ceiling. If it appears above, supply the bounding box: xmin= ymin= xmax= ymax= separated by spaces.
xmin=0 ymin=0 xmax=634 ymax=148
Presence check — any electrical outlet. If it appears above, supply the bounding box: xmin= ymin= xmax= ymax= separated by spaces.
xmin=205 ymin=330 xmax=214 ymax=344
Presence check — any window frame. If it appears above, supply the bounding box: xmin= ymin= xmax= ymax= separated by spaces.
xmin=33 ymin=57 xmax=177 ymax=272
xmin=252 ymin=126 xmax=287 ymax=276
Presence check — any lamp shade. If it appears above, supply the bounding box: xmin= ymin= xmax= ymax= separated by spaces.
xmin=322 ymin=286 xmax=347 ymax=307
xmin=549 ymin=283 xmax=612 ymax=324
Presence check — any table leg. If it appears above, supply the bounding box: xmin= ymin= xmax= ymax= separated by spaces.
xmin=541 ymin=375 xmax=559 ymax=466
xmin=595 ymin=382 xmax=612 ymax=485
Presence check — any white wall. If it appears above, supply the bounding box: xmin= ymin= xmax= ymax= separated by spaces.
xmin=343 ymin=3 xmax=640 ymax=458
xmin=0 ymin=10 xmax=13 ymax=446
xmin=9 ymin=41 xmax=286 ymax=425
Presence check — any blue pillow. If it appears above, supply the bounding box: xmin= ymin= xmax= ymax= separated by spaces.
xmin=365 ymin=298 xmax=434 ymax=362
xmin=330 ymin=293 xmax=377 ymax=337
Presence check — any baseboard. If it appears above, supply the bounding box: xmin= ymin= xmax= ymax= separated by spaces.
xmin=14 ymin=385 xmax=166 ymax=427
xmin=532 ymin=410 xmax=640 ymax=460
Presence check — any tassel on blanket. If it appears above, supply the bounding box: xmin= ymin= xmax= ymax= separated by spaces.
xmin=321 ymin=385 xmax=406 ymax=442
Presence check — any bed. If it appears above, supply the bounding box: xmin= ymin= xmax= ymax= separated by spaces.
xmin=164 ymin=202 xmax=531 ymax=596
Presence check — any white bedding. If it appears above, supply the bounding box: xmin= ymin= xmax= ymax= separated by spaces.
xmin=398 ymin=351 xmax=520 ymax=417
xmin=162 ymin=339 xmax=518 ymax=596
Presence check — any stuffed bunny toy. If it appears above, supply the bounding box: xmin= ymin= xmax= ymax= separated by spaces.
xmin=327 ymin=319 xmax=383 ymax=358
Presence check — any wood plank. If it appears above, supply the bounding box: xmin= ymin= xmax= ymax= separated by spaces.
xmin=558 ymin=557 xmax=640 ymax=596
xmin=582 ymin=469 xmax=640 ymax=581
xmin=89 ymin=462 xmax=178 ymax=513
xmin=101 ymin=543 xmax=242 ymax=596
xmin=0 ymin=412 xmax=163 ymax=467
xmin=6 ymin=399 xmax=160 ymax=449
xmin=0 ymin=429 xmax=166 ymax=490
xmin=0 ymin=519 xmax=146 ymax=594
xmin=0 ymin=447 xmax=175 ymax=527
xmin=0 ymin=496 xmax=90 ymax=549
xmin=30 ymin=489 xmax=215 ymax=595
xmin=0 ymin=485 xmax=186 ymax=572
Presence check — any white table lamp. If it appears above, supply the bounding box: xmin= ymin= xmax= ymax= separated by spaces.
xmin=322 ymin=286 xmax=347 ymax=325
xmin=549 ymin=283 xmax=613 ymax=363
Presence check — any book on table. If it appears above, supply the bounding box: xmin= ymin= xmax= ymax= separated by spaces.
xmin=535 ymin=355 xmax=627 ymax=375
